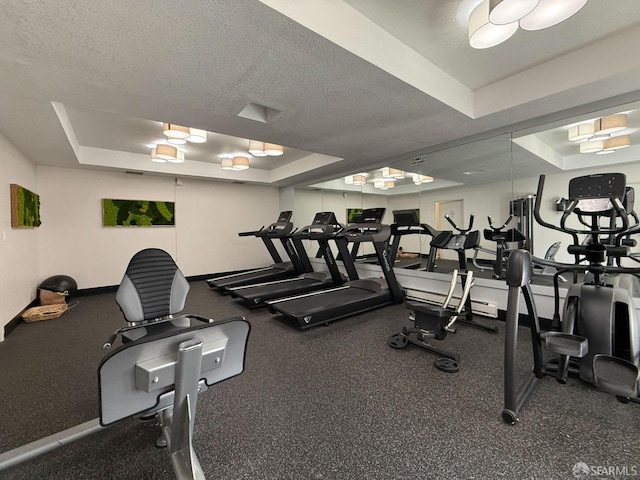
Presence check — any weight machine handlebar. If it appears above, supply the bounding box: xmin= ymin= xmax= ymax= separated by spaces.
xmin=488 ymin=215 xmax=513 ymax=231
xmin=445 ymin=213 xmax=474 ymax=233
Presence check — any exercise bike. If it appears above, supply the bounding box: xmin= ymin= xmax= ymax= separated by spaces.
xmin=502 ymin=173 xmax=640 ymax=425
xmin=0 ymin=249 xmax=251 ymax=479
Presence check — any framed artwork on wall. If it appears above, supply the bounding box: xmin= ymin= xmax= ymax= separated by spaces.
xmin=346 ymin=208 xmax=363 ymax=223
xmin=102 ymin=199 xmax=175 ymax=226
xmin=10 ymin=184 xmax=41 ymax=228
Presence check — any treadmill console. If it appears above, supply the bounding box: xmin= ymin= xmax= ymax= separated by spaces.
xmin=392 ymin=209 xmax=420 ymax=226
xmin=312 ymin=211 xmax=338 ymax=225
xmin=277 ymin=211 xmax=293 ymax=223
xmin=360 ymin=208 xmax=386 ymax=224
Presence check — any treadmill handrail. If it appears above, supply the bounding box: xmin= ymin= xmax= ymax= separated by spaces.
xmin=266 ymin=285 xmax=351 ymax=304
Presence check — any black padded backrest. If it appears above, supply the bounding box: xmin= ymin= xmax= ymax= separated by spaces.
xmin=115 ymin=248 xmax=190 ymax=322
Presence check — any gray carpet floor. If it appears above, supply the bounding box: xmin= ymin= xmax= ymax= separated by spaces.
xmin=0 ymin=281 xmax=638 ymax=479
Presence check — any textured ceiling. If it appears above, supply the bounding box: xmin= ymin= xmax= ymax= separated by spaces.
xmin=0 ymin=0 xmax=639 ymax=189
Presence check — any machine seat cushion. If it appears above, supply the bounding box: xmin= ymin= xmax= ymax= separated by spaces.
xmin=115 ymin=248 xmax=190 ymax=323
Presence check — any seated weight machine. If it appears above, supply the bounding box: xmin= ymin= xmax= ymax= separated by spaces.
xmin=389 ymin=215 xmax=497 ymax=371
xmin=0 ymin=249 xmax=250 ymax=479
xmin=476 ymin=215 xmax=526 ymax=279
xmin=388 ymin=269 xmax=474 ymax=372
xmin=502 ymin=174 xmax=640 ymax=425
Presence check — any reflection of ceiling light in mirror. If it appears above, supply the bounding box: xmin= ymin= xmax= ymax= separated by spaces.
xmin=167 ymin=151 xmax=185 ymax=164
xmin=413 ymin=174 xmax=434 ymax=185
xmin=150 ymin=148 xmax=167 ymax=163
xmin=232 ymin=156 xmax=250 ymax=170
xmin=381 ymin=167 xmax=404 ymax=179
xmin=344 ymin=176 xmax=354 ymax=185
xmin=162 ymin=123 xmax=190 ymax=139
xmin=248 ymin=140 xmax=268 ymax=157
xmin=462 ymin=170 xmax=486 ymax=175
xmin=155 ymin=144 xmax=178 ymax=160
xmin=263 ymin=143 xmax=284 ymax=156
xmin=187 ymin=128 xmax=207 ymax=143
xmin=374 ymin=180 xmax=385 ymax=189
xmin=603 ymin=134 xmax=630 ymax=150
xmin=567 ymin=121 xmax=596 ymax=142
xmin=579 ymin=140 xmax=603 ymax=153
xmin=595 ymin=114 xmax=627 ymax=135
xmin=221 ymin=158 xmax=234 ymax=170
xmin=352 ymin=175 xmax=366 ymax=186
xmin=167 ymin=137 xmax=187 ymax=145
xmin=384 ymin=181 xmax=395 ymax=189
xmin=595 ymin=149 xmax=615 ymax=155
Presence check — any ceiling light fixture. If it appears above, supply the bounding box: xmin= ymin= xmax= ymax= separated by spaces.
xmin=248 ymin=140 xmax=283 ymax=156
xmin=155 ymin=144 xmax=178 ymax=161
xmin=518 ymin=0 xmax=589 ymax=31
xmin=263 ymin=143 xmax=284 ymax=156
xmin=162 ymin=123 xmax=190 ymax=139
xmin=150 ymin=148 xmax=167 ymax=163
xmin=469 ymin=0 xmax=518 ymax=49
xmin=489 ymin=0 xmax=538 ymax=25
xmin=221 ymin=158 xmax=234 ymax=170
xmin=232 ymin=156 xmax=250 ymax=171
xmin=470 ymin=0 xmax=589 ymax=49
xmin=344 ymin=176 xmax=354 ymax=185
xmin=248 ymin=140 xmax=268 ymax=157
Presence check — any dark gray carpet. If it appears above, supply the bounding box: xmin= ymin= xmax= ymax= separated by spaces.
xmin=0 ymin=282 xmax=637 ymax=479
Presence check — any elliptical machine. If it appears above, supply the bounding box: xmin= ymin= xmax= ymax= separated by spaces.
xmin=502 ymin=173 xmax=640 ymax=425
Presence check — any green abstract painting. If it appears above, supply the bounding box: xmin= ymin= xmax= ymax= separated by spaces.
xmin=102 ymin=199 xmax=175 ymax=226
xmin=10 ymin=184 xmax=41 ymax=227
xmin=346 ymin=208 xmax=363 ymax=223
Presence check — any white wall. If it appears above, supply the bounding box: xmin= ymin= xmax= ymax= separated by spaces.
xmin=35 ymin=167 xmax=281 ymax=289
xmin=0 ymin=134 xmax=39 ymax=341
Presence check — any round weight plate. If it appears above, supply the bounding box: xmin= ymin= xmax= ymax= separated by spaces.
xmin=388 ymin=333 xmax=409 ymax=349
xmin=434 ymin=357 xmax=459 ymax=373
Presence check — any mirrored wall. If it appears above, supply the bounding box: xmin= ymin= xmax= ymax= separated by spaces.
xmin=293 ymin=97 xmax=640 ymax=272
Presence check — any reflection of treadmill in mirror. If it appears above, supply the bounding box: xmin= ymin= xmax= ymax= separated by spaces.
xmin=206 ymin=211 xmax=304 ymax=292
xmin=267 ymin=207 xmax=404 ymax=329
xmin=388 ymin=209 xmax=439 ymax=270
xmin=228 ymin=212 xmax=347 ymax=307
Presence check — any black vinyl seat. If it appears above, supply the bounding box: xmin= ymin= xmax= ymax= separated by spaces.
xmin=115 ymin=248 xmax=191 ymax=341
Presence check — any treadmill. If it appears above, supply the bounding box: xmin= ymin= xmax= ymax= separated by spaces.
xmin=363 ymin=209 xmax=439 ymax=269
xmin=206 ymin=211 xmax=306 ymax=293
xmin=267 ymin=208 xmax=404 ymax=329
xmin=228 ymin=212 xmax=347 ymax=308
